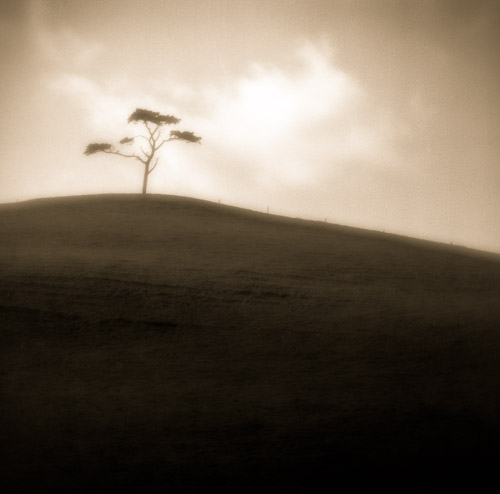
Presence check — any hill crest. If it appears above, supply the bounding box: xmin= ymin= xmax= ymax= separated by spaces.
xmin=1 ymin=193 xmax=498 ymax=263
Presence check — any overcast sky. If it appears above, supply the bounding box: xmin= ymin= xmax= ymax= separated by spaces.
xmin=1 ymin=0 xmax=499 ymax=253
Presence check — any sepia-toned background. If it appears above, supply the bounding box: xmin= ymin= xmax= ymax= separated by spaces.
xmin=1 ymin=0 xmax=499 ymax=253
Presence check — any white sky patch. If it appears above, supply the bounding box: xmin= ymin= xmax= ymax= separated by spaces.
xmin=205 ymin=43 xmax=360 ymax=147
xmin=191 ymin=42 xmax=402 ymax=197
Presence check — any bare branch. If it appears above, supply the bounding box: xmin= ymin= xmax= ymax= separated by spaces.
xmin=152 ymin=124 xmax=161 ymax=140
xmin=132 ymin=135 xmax=150 ymax=144
xmin=148 ymin=157 xmax=159 ymax=175
xmin=156 ymin=137 xmax=174 ymax=150
xmin=144 ymin=121 xmax=158 ymax=150
xmin=103 ymin=149 xmax=146 ymax=164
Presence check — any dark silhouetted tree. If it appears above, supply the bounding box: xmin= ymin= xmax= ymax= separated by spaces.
xmin=84 ymin=108 xmax=201 ymax=194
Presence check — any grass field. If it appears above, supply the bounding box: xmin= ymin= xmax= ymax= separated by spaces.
xmin=1 ymin=194 xmax=500 ymax=491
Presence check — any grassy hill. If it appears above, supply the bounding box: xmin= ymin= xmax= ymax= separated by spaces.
xmin=1 ymin=194 xmax=500 ymax=491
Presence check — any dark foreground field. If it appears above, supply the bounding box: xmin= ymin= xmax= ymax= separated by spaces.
xmin=1 ymin=194 xmax=500 ymax=491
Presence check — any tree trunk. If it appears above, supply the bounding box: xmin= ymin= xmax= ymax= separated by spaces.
xmin=142 ymin=162 xmax=150 ymax=194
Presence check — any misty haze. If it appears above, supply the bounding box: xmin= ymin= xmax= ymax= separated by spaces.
xmin=1 ymin=1 xmax=500 ymax=492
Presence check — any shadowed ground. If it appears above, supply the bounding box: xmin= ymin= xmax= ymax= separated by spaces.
xmin=1 ymin=194 xmax=500 ymax=491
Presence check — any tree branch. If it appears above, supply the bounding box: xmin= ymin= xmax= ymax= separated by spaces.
xmin=103 ymin=149 xmax=146 ymax=164
xmin=148 ymin=157 xmax=159 ymax=174
xmin=144 ymin=124 xmax=157 ymax=149
xmin=152 ymin=124 xmax=161 ymax=140
xmin=132 ymin=135 xmax=150 ymax=144
xmin=156 ymin=137 xmax=174 ymax=150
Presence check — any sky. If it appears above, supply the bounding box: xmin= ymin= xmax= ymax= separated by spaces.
xmin=1 ymin=0 xmax=499 ymax=253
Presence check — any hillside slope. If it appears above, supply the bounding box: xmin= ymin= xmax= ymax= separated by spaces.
xmin=1 ymin=194 xmax=500 ymax=490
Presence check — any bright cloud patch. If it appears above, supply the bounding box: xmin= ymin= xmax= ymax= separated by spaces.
xmin=207 ymin=43 xmax=358 ymax=148
xmin=220 ymin=44 xmax=357 ymax=137
xmin=193 ymin=42 xmax=401 ymax=196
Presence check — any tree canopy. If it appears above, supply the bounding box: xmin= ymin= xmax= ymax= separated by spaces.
xmin=84 ymin=143 xmax=113 ymax=155
xmin=127 ymin=108 xmax=180 ymax=126
xmin=169 ymin=130 xmax=202 ymax=143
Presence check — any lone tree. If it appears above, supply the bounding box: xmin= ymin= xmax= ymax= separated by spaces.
xmin=84 ymin=108 xmax=201 ymax=194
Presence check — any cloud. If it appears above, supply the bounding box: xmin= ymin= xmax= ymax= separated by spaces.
xmin=49 ymin=74 xmax=151 ymax=133
xmin=48 ymin=41 xmax=405 ymax=211
xmin=206 ymin=44 xmax=358 ymax=147
xmin=190 ymin=42 xmax=403 ymax=196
